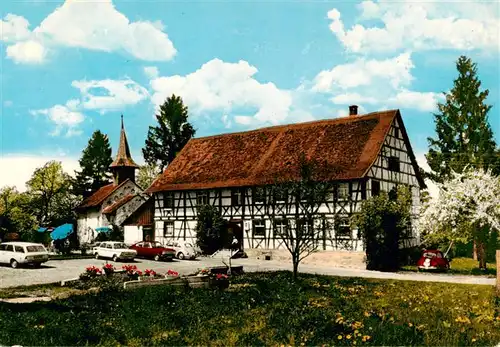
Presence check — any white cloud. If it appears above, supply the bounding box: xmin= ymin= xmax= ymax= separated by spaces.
xmin=150 ymin=59 xmax=301 ymax=127
xmin=30 ymin=102 xmax=84 ymax=137
xmin=1 ymin=0 xmax=176 ymax=64
xmin=6 ymin=40 xmax=47 ymax=64
xmin=143 ymin=66 xmax=159 ymax=79
xmin=313 ymin=53 xmax=414 ymax=92
xmin=388 ymin=90 xmax=444 ymax=112
xmin=0 ymin=154 xmax=79 ymax=192
xmin=313 ymin=53 xmax=441 ymax=112
xmin=328 ymin=1 xmax=500 ymax=55
xmin=331 ymin=93 xmax=378 ymax=105
xmin=0 ymin=14 xmax=31 ymax=42
xmin=71 ymin=79 xmax=149 ymax=113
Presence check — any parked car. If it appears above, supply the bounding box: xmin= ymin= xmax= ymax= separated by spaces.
xmin=129 ymin=241 xmax=176 ymax=261
xmin=417 ymin=249 xmax=450 ymax=271
xmin=93 ymin=241 xmax=137 ymax=262
xmin=0 ymin=242 xmax=50 ymax=268
xmin=165 ymin=240 xmax=200 ymax=260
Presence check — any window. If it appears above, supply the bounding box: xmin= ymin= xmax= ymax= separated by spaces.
xmin=14 ymin=246 xmax=24 ymax=253
xmin=335 ymin=218 xmax=351 ymax=238
xmin=388 ymin=156 xmax=400 ymax=172
xmin=273 ymin=188 xmax=287 ymax=203
xmin=26 ymin=245 xmax=45 ymax=252
xmin=372 ymin=180 xmax=380 ymax=197
xmin=394 ymin=127 xmax=400 ymax=139
xmin=274 ymin=219 xmax=288 ymax=236
xmin=163 ymin=221 xmax=174 ymax=237
xmin=336 ymin=183 xmax=349 ymax=201
xmin=253 ymin=187 xmax=266 ymax=204
xmin=164 ymin=192 xmax=174 ymax=209
xmin=106 ymin=243 xmax=113 ymax=249
xmin=0 ymin=245 xmax=6 ymax=251
xmin=253 ymin=220 xmax=266 ymax=237
xmin=298 ymin=219 xmax=314 ymax=235
xmin=231 ymin=189 xmax=244 ymax=206
xmin=196 ymin=191 xmax=208 ymax=205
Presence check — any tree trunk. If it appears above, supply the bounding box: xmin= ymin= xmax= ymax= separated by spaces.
xmin=477 ymin=241 xmax=487 ymax=270
xmin=473 ymin=240 xmax=478 ymax=260
xmin=292 ymin=255 xmax=299 ymax=280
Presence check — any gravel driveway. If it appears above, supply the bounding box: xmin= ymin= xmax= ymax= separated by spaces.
xmin=0 ymin=257 xmax=495 ymax=288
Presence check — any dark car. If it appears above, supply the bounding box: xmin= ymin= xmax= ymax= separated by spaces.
xmin=129 ymin=241 xmax=175 ymax=261
xmin=416 ymin=250 xmax=450 ymax=271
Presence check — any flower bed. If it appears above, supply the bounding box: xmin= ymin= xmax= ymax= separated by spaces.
xmin=65 ymin=265 xmax=232 ymax=291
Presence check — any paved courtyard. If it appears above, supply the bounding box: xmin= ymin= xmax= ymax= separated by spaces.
xmin=0 ymin=256 xmax=495 ymax=288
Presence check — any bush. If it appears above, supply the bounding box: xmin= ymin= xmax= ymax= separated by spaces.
xmin=195 ymin=205 xmax=228 ymax=255
xmin=352 ymin=186 xmax=412 ymax=272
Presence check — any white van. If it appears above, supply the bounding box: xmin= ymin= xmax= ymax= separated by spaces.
xmin=0 ymin=242 xmax=50 ymax=268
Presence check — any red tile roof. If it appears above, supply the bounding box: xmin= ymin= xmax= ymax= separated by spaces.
xmin=147 ymin=110 xmax=423 ymax=192
xmin=77 ymin=179 xmax=131 ymax=210
xmin=102 ymin=194 xmax=136 ymax=214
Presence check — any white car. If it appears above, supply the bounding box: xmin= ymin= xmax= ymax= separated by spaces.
xmin=165 ymin=240 xmax=200 ymax=260
xmin=93 ymin=241 xmax=137 ymax=262
xmin=0 ymin=242 xmax=50 ymax=268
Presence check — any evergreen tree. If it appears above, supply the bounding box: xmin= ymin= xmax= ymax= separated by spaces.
xmin=74 ymin=130 xmax=113 ymax=197
xmin=426 ymin=56 xmax=499 ymax=182
xmin=142 ymin=94 xmax=196 ymax=171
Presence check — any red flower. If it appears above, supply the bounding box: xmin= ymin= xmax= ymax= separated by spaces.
xmin=216 ymin=273 xmax=229 ymax=280
xmin=167 ymin=269 xmax=179 ymax=276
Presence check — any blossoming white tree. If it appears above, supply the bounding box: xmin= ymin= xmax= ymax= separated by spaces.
xmin=419 ymin=168 xmax=500 ymax=269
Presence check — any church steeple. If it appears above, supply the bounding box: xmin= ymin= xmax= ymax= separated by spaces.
xmin=110 ymin=115 xmax=139 ymax=185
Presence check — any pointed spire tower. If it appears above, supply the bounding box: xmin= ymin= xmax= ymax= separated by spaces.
xmin=110 ymin=115 xmax=139 ymax=185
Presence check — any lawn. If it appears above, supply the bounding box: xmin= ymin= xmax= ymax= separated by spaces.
xmin=0 ymin=272 xmax=498 ymax=346
xmin=402 ymin=257 xmax=497 ymax=277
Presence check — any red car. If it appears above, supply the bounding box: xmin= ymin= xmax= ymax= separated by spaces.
xmin=417 ymin=250 xmax=450 ymax=271
xmin=129 ymin=241 xmax=176 ymax=261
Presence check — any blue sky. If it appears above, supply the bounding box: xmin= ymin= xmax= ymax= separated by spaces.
xmin=1 ymin=0 xmax=499 ymax=190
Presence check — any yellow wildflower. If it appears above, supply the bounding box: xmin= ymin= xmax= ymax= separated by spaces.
xmin=364 ymin=311 xmax=370 ymax=317
xmin=408 ymin=322 xmax=413 ymax=327
xmin=472 ymin=338 xmax=477 ymax=343
xmin=338 ymin=335 xmax=343 ymax=340
xmin=362 ymin=335 xmax=371 ymax=342
xmin=346 ymin=335 xmax=352 ymax=340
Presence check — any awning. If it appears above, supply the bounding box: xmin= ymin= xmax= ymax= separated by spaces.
xmin=95 ymin=226 xmax=112 ymax=233
xmin=50 ymin=224 xmax=73 ymax=240
xmin=37 ymin=227 xmax=54 ymax=233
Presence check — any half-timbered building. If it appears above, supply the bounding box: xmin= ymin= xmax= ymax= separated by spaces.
xmin=146 ymin=107 xmax=425 ymax=251
xmin=76 ymin=117 xmax=147 ymax=245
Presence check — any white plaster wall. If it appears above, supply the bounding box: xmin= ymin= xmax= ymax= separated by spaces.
xmin=124 ymin=226 xmax=143 ymax=245
xmin=76 ymin=211 xmax=102 ymax=244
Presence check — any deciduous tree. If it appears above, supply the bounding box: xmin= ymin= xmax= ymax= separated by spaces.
xmin=419 ymin=168 xmax=500 ymax=269
xmin=137 ymin=163 xmax=161 ymax=189
xmin=26 ymin=161 xmax=81 ymax=227
xmin=270 ymin=153 xmax=333 ymax=280
xmin=142 ymin=94 xmax=196 ymax=171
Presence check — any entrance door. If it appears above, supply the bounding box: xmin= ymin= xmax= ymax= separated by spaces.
xmin=227 ymin=220 xmax=244 ymax=250
xmin=142 ymin=226 xmax=154 ymax=242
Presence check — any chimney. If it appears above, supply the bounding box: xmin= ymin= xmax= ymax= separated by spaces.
xmin=349 ymin=105 xmax=358 ymax=116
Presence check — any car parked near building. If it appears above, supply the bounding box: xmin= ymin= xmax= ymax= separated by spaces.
xmin=129 ymin=241 xmax=175 ymax=261
xmin=417 ymin=250 xmax=450 ymax=271
xmin=165 ymin=240 xmax=200 ymax=260
xmin=0 ymin=242 xmax=50 ymax=268
xmin=93 ymin=241 xmax=137 ymax=262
